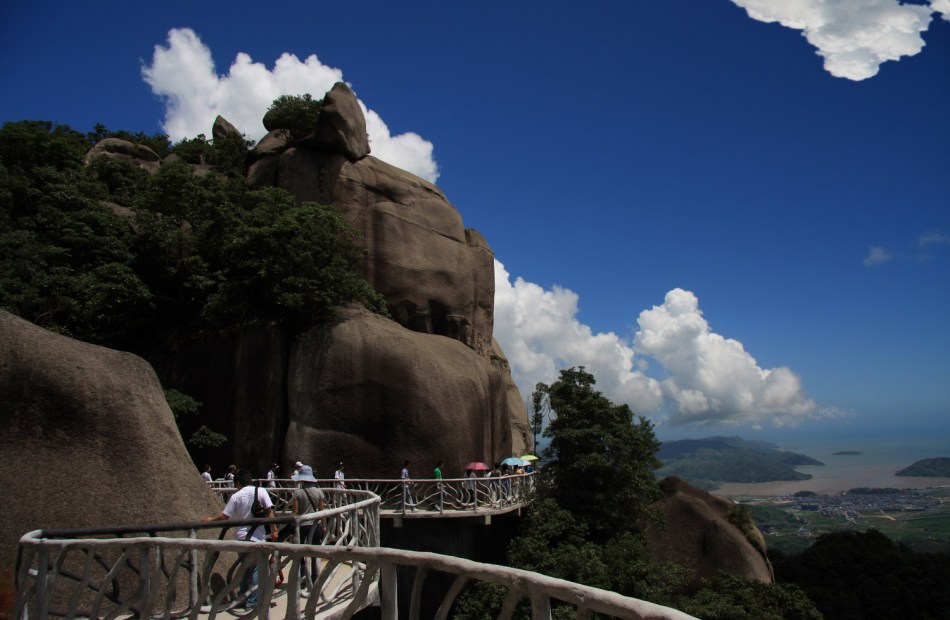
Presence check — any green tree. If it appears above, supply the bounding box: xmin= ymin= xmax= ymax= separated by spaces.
xmin=678 ymin=575 xmax=822 ymax=620
xmin=201 ymin=187 xmax=388 ymax=328
xmin=164 ymin=389 xmax=227 ymax=450
xmin=264 ymin=94 xmax=323 ymax=143
xmin=542 ymin=366 xmax=663 ymax=542
xmin=529 ymin=382 xmax=549 ymax=450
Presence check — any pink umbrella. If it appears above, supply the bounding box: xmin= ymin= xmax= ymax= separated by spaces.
xmin=465 ymin=462 xmax=490 ymax=471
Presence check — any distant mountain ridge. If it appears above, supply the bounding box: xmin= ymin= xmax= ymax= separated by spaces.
xmin=657 ymin=436 xmax=823 ymax=486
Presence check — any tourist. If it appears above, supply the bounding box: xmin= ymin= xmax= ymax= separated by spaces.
xmin=202 ymin=469 xmax=278 ymax=609
xmin=400 ymin=461 xmax=416 ymax=511
xmin=201 ymin=464 xmax=213 ymax=484
xmin=465 ymin=468 xmax=477 ymax=505
xmin=290 ymin=465 xmax=325 ymax=586
xmin=500 ymin=463 xmax=511 ymax=504
xmin=432 ymin=461 xmax=444 ymax=511
xmin=334 ymin=462 xmax=346 ymax=489
xmin=266 ymin=463 xmax=278 ymax=488
xmin=291 ymin=461 xmax=304 ymax=481
xmin=225 ymin=464 xmax=237 ymax=488
xmin=484 ymin=464 xmax=498 ymax=504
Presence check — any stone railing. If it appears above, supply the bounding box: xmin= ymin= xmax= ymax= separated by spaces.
xmin=210 ymin=473 xmax=537 ymax=514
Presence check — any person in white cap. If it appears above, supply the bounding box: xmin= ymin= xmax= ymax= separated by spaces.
xmin=292 ymin=461 xmax=304 ymax=481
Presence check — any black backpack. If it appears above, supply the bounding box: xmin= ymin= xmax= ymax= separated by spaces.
xmin=251 ymin=485 xmax=268 ymax=518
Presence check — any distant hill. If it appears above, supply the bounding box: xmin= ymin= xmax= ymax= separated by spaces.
xmin=656 ymin=436 xmax=823 ymax=485
xmin=896 ymin=457 xmax=950 ymax=477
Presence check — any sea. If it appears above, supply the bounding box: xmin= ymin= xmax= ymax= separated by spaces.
xmin=710 ymin=434 xmax=950 ymax=498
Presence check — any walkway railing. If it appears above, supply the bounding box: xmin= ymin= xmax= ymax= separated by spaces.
xmin=210 ymin=473 xmax=537 ymax=515
xmin=15 ymin=490 xmax=381 ymax=619
xmin=17 ymin=485 xmax=696 ymax=619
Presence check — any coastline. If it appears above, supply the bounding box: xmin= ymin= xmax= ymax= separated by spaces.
xmin=711 ymin=462 xmax=950 ymax=497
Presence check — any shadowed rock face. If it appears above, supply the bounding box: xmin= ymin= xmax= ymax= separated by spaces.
xmin=284 ymin=306 xmax=528 ymax=476
xmin=0 ymin=311 xmax=223 ymax=599
xmin=642 ymin=477 xmax=773 ymax=590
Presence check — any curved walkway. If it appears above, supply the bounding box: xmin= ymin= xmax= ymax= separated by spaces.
xmin=17 ymin=487 xmax=696 ymax=620
xmin=211 ymin=474 xmax=537 ymax=519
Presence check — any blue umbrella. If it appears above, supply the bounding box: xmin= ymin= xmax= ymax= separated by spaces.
xmin=501 ymin=457 xmax=527 ymax=467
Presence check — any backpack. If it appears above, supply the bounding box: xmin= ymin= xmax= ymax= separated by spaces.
xmin=251 ymin=486 xmax=268 ymax=518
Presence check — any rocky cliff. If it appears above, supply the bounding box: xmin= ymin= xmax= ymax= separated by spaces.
xmin=79 ymin=82 xmax=530 ymax=478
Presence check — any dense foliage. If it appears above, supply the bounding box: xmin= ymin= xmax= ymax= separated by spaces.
xmin=1 ymin=118 xmax=388 ymax=452
xmin=263 ymin=94 xmax=323 ymax=143
xmin=773 ymin=529 xmax=950 ymax=619
xmin=0 ymin=119 xmax=387 ymax=350
xmin=542 ymin=367 xmax=663 ymax=542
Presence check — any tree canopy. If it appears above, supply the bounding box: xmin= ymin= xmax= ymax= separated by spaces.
xmin=541 ymin=366 xmax=663 ymax=542
xmin=0 ymin=119 xmax=387 ymax=350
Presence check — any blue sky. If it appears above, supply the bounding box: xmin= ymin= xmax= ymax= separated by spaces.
xmin=2 ymin=1 xmax=948 ymax=441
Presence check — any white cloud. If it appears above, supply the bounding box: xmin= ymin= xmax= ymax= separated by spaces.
xmin=729 ymin=0 xmax=936 ymax=80
xmin=141 ymin=28 xmax=439 ymax=182
xmin=493 ymin=260 xmax=664 ymax=415
xmin=932 ymin=0 xmax=950 ymax=20
xmin=634 ymin=289 xmax=820 ymax=428
xmin=863 ymin=244 xmax=894 ymax=266
xmin=494 ymin=260 xmax=822 ymax=429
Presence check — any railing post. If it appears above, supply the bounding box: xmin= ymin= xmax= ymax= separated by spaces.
xmin=380 ymin=561 xmax=398 ymax=620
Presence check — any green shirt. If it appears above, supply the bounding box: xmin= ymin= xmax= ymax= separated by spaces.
xmin=434 ymin=466 xmax=442 ymax=480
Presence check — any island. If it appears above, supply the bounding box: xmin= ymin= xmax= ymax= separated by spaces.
xmin=896 ymin=457 xmax=950 ymax=477
xmin=656 ymin=436 xmax=824 ymax=487
xmin=832 ymin=451 xmax=862 ymax=455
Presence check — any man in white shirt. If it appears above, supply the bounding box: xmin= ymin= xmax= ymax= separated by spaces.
xmin=201 ymin=464 xmax=213 ymax=483
xmin=203 ymin=470 xmax=278 ymax=608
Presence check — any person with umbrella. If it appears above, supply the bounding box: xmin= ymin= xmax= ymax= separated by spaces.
xmin=464 ymin=462 xmax=489 ymax=506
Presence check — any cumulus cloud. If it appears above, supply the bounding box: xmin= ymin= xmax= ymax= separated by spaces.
xmin=494 ymin=260 xmax=822 ymax=429
xmin=141 ymin=28 xmax=439 ymax=182
xmin=634 ymin=289 xmax=820 ymax=427
xmin=493 ymin=261 xmax=664 ymax=415
xmin=729 ymin=0 xmax=937 ymax=80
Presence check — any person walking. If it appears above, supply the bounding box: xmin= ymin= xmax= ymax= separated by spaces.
xmin=202 ymin=469 xmax=278 ymax=610
xmin=465 ymin=468 xmax=477 ymax=505
xmin=201 ymin=464 xmax=213 ymax=484
xmin=400 ymin=461 xmax=416 ymax=511
xmin=334 ymin=462 xmax=346 ymax=489
xmin=225 ymin=464 xmax=237 ymax=488
xmin=266 ymin=463 xmax=279 ymax=488
xmin=290 ymin=465 xmax=325 ymax=587
xmin=432 ymin=461 xmax=444 ymax=511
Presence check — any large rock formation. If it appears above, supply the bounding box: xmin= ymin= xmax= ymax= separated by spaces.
xmin=246 ymin=83 xmax=495 ymax=358
xmin=641 ymin=477 xmax=773 ymax=590
xmin=152 ymin=82 xmax=529 ymax=476
xmin=0 ymin=310 xmax=223 ymax=610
